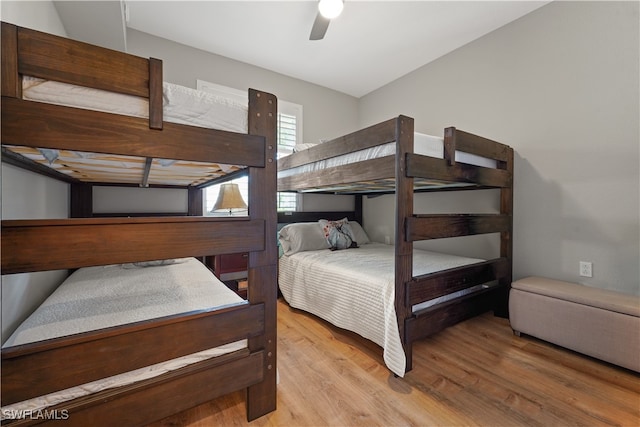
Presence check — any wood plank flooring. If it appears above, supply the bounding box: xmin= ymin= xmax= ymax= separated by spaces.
xmin=148 ymin=299 xmax=640 ymax=427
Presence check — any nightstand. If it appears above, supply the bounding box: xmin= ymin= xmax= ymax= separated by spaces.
xmin=210 ymin=253 xmax=248 ymax=298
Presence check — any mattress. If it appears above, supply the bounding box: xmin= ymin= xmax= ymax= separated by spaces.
xmin=1 ymin=257 xmax=247 ymax=416
xmin=3 ymin=77 xmax=250 ymax=186
xmin=278 ymin=243 xmax=487 ymax=377
xmin=22 ymin=76 xmax=248 ymax=133
xmin=278 ymin=132 xmax=498 ymax=193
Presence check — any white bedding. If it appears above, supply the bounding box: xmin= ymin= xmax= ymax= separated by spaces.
xmin=2 ymin=257 xmax=247 ymax=416
xmin=278 ymin=243 xmax=486 ymax=377
xmin=278 ymin=132 xmax=497 ymax=182
xmin=22 ymin=76 xmax=248 ymax=133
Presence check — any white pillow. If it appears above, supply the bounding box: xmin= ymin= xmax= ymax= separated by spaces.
xmin=349 ymin=221 xmax=371 ymax=245
xmin=278 ymin=223 xmax=329 ymax=255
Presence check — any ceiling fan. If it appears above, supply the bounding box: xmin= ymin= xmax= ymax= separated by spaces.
xmin=309 ymin=0 xmax=344 ymax=41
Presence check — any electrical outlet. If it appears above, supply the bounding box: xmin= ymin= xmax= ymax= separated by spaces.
xmin=579 ymin=261 xmax=593 ymax=278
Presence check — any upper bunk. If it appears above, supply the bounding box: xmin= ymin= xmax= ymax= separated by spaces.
xmin=0 ymin=22 xmax=278 ymax=273
xmin=277 ymin=115 xmax=513 ymax=194
xmin=1 ymin=22 xmax=269 ymax=190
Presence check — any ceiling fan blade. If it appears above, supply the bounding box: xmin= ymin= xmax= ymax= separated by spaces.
xmin=309 ymin=12 xmax=330 ymax=40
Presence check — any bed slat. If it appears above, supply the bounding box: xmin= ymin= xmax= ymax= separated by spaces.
xmin=1 ymin=303 xmax=264 ymax=405
xmin=1 ymin=97 xmax=265 ymax=167
xmin=1 ymin=218 xmax=265 ymax=274
xmin=407 ymin=214 xmax=510 ymax=240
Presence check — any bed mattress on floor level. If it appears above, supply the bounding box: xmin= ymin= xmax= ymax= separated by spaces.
xmin=1 ymin=257 xmax=247 ymax=416
xmin=3 ymin=257 xmax=245 ymax=347
xmin=278 ymin=243 xmax=485 ymax=377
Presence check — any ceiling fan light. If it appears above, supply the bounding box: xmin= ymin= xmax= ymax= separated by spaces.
xmin=318 ymin=0 xmax=344 ymax=20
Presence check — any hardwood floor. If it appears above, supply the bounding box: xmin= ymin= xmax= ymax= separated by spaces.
xmin=148 ymin=299 xmax=640 ymax=427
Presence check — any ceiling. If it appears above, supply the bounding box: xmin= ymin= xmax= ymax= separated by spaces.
xmin=54 ymin=1 xmax=551 ymax=98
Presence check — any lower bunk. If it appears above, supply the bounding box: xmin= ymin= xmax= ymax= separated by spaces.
xmin=277 ymin=218 xmax=507 ymax=377
xmin=1 ymin=257 xmax=267 ymax=426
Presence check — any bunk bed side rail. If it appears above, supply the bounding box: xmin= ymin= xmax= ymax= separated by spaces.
xmin=1 ymin=217 xmax=266 ymax=274
xmin=405 ymin=285 xmax=500 ymax=341
xmin=53 ymin=350 xmax=264 ymax=427
xmin=278 ymin=117 xmax=398 ymax=170
xmin=1 ymin=21 xmax=163 ymax=129
xmin=406 ymin=154 xmax=512 ymax=188
xmin=406 ymin=214 xmax=510 ymax=241
xmin=444 ymin=127 xmax=512 ymax=165
xmin=1 ymin=303 xmax=265 ymax=406
xmin=407 ymin=257 xmax=510 ymax=305
xmin=278 ymin=156 xmax=396 ymax=192
xmin=14 ymin=23 xmax=150 ymax=98
xmin=1 ymin=97 xmax=265 ymax=166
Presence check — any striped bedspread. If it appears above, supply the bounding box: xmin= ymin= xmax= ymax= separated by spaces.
xmin=278 ymin=243 xmax=483 ymax=377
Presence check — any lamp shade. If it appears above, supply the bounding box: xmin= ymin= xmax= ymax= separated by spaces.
xmin=211 ymin=183 xmax=247 ymax=214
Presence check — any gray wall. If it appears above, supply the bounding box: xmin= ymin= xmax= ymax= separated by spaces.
xmin=126 ymin=29 xmax=359 ymax=147
xmin=358 ymin=1 xmax=639 ymax=295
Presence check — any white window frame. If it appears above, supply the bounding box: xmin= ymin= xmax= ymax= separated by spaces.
xmin=196 ymin=80 xmax=301 ymax=213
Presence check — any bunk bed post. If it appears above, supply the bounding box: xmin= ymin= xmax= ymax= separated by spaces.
xmin=355 ymin=194 xmax=363 ymax=225
xmin=70 ymin=183 xmax=93 ymax=218
xmin=187 ymin=187 xmax=203 ymax=216
xmin=246 ymin=88 xmax=278 ymax=420
xmin=148 ymin=58 xmax=163 ymax=130
xmin=496 ymin=147 xmax=514 ymax=317
xmin=1 ymin=22 xmax=20 ymax=98
xmin=394 ymin=115 xmax=414 ymax=373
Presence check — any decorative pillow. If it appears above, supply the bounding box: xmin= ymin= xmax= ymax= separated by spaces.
xmin=349 ymin=221 xmax=371 ymax=245
xmin=278 ymin=223 xmax=329 ymax=255
xmin=319 ymin=218 xmax=358 ymax=250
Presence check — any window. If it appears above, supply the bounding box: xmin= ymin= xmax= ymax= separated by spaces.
xmin=197 ymin=81 xmax=301 ymax=213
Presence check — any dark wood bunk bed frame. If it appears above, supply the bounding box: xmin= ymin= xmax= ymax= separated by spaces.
xmin=277 ymin=115 xmax=513 ymax=373
xmin=1 ymin=23 xmax=277 ymax=425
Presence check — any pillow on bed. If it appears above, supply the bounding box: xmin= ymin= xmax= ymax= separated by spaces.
xmin=122 ymin=258 xmax=187 ymax=269
xmin=293 ymin=143 xmax=318 ymax=152
xmin=349 ymin=221 xmax=371 ymax=245
xmin=278 ymin=222 xmax=329 ymax=255
xmin=319 ymin=218 xmax=358 ymax=250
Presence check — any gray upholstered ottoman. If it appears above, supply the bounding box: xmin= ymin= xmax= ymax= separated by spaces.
xmin=509 ymin=276 xmax=640 ymax=372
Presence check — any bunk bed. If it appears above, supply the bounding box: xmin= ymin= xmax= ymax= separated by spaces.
xmin=277 ymin=116 xmax=513 ymax=376
xmin=1 ymin=22 xmax=278 ymax=425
